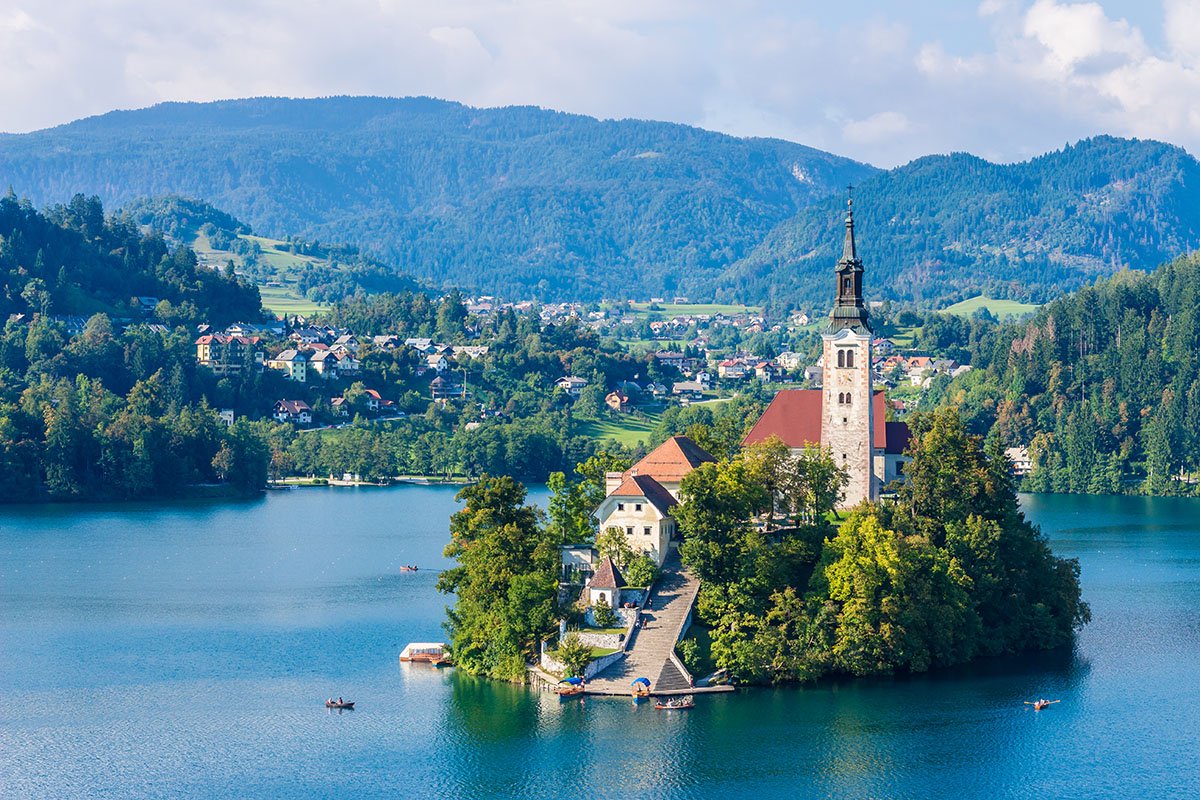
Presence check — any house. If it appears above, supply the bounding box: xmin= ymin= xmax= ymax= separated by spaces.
xmin=595 ymin=436 xmax=715 ymax=566
xmin=405 ymin=337 xmax=434 ymax=352
xmin=267 ymin=350 xmax=308 ymax=382
xmin=195 ymin=334 xmax=263 ymax=376
xmin=372 ymin=334 xmax=401 ymax=349
xmin=777 ymin=351 xmax=805 ymax=372
xmin=672 ymin=380 xmax=704 ymax=397
xmin=717 ymin=359 xmax=748 ymax=380
xmin=273 ymin=399 xmax=312 ymax=425
xmin=330 ymin=397 xmax=350 ymax=417
xmin=334 ymin=352 xmax=360 ymax=374
xmin=308 ymin=350 xmax=340 ymax=380
xmin=646 ymin=382 xmax=669 ymax=397
xmin=363 ymin=389 xmax=383 ymax=411
xmin=554 ymin=376 xmax=588 ymax=397
xmin=605 ymin=390 xmax=631 ymax=413
xmin=587 ymin=556 xmax=624 ymax=609
xmin=290 ymin=327 xmax=327 ymax=345
xmin=132 ymin=296 xmax=159 ymax=313
xmin=872 ymin=338 xmax=896 ymax=356
xmin=754 ymin=361 xmax=779 ymax=382
xmin=217 ymin=409 xmax=235 ymax=426
xmin=1006 ymin=446 xmax=1033 ymax=477
xmin=595 ymin=476 xmax=679 ymax=567
xmin=426 ymin=353 xmax=451 ymax=373
xmin=803 ymin=365 xmax=823 ymax=386
xmin=332 ymin=334 xmax=359 ymax=353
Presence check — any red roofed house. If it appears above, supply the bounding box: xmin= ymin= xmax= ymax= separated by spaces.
xmin=587 ymin=556 xmax=625 ymax=608
xmin=743 ymin=199 xmax=910 ymax=508
xmin=595 ymin=435 xmax=716 ymax=566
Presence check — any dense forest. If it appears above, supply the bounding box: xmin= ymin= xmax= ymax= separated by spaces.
xmin=0 ymin=192 xmax=262 ymax=322
xmin=0 ymin=96 xmax=873 ymax=302
xmin=930 ymin=253 xmax=1200 ymax=495
xmin=733 ymin=136 xmax=1200 ymax=311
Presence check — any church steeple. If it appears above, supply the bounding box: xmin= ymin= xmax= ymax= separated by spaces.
xmin=828 ymin=197 xmax=872 ymax=334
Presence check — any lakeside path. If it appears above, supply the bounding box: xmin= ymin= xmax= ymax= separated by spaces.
xmin=585 ymin=551 xmax=703 ymax=695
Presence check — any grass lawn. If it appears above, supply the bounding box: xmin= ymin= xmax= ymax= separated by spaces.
xmin=259 ymin=286 xmax=327 ymax=316
xmin=577 ymin=412 xmax=662 ymax=447
xmin=626 ymin=302 xmax=761 ymax=318
xmin=941 ymin=295 xmax=1040 ymax=319
xmin=617 ymin=338 xmax=689 ymax=354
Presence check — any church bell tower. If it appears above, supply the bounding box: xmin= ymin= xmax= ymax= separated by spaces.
xmin=821 ymin=198 xmax=876 ymax=506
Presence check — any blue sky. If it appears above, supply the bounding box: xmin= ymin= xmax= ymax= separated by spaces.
xmin=1 ymin=0 xmax=1196 ymax=167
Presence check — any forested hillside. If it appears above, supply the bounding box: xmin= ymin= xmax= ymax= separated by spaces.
xmin=0 ymin=192 xmax=262 ymax=322
xmin=0 ymin=96 xmax=873 ymax=302
xmin=734 ymin=137 xmax=1200 ymax=311
xmin=931 ymin=253 xmax=1200 ymax=495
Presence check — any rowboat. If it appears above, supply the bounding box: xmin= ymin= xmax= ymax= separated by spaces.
xmin=655 ymin=699 xmax=693 ymax=710
xmin=1025 ymin=699 xmax=1060 ymax=711
xmin=558 ymin=676 xmax=586 ymax=697
xmin=399 ymin=565 xmax=419 ymax=572
xmin=325 ymin=700 xmax=355 ymax=710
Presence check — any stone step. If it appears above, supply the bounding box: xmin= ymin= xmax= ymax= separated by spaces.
xmin=654 ymin=658 xmax=691 ymax=692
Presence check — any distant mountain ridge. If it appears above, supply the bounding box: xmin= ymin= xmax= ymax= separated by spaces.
xmin=0 ymin=96 xmax=874 ymax=302
xmin=732 ymin=136 xmax=1200 ymax=310
xmin=1 ymin=98 xmax=1198 ymax=309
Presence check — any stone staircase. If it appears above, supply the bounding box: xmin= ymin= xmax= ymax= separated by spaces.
xmin=586 ymin=550 xmax=700 ymax=694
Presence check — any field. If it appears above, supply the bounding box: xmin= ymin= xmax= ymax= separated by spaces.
xmin=577 ymin=412 xmax=662 ymax=448
xmin=616 ymin=339 xmax=689 ymax=354
xmin=194 ymin=232 xmax=328 ymax=317
xmin=941 ymin=296 xmax=1040 ymax=319
xmin=258 ymin=286 xmax=327 ymax=316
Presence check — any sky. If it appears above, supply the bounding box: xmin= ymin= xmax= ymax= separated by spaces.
xmin=1 ymin=0 xmax=1198 ymax=167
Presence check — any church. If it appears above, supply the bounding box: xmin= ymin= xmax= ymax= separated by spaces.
xmin=743 ymin=200 xmax=910 ymax=507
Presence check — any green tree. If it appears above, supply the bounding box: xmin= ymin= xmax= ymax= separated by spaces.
xmin=555 ymin=633 xmax=592 ymax=678
xmin=438 ymin=475 xmax=559 ymax=681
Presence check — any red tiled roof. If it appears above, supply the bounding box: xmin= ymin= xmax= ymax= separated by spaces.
xmin=741 ymin=389 xmax=910 ymax=453
xmin=590 ymin=556 xmax=625 ymax=590
xmin=609 ymin=474 xmax=678 ymax=515
xmin=627 ymin=435 xmax=716 ymax=484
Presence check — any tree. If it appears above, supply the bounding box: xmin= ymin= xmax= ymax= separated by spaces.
xmin=591 ymin=596 xmax=619 ymax=628
xmin=555 ymin=633 xmax=592 ymax=677
xmin=623 ymin=554 xmax=659 ymax=588
xmin=438 ymin=475 xmax=559 ymax=681
xmin=595 ymin=526 xmax=635 ymax=570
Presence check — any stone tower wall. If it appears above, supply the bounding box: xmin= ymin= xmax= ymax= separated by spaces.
xmin=821 ymin=331 xmax=875 ymax=507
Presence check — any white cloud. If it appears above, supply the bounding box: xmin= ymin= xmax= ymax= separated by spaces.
xmin=0 ymin=1 xmax=1196 ymax=167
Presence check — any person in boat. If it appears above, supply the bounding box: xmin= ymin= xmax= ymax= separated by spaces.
xmin=337 ymin=696 xmax=343 ymax=705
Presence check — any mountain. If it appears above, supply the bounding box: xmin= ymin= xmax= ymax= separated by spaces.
xmin=730 ymin=136 xmax=1200 ymax=311
xmin=0 ymin=96 xmax=875 ymax=302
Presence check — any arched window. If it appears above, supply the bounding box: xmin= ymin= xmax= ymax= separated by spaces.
xmin=837 ymin=349 xmax=845 ymax=368
xmin=837 ymin=392 xmax=844 ymax=404
xmin=846 ymin=350 xmax=855 ymax=368
xmin=843 ymin=277 xmax=851 ymax=293
xmin=846 ymin=393 xmax=852 ymax=405
xmin=598 ymin=592 xmax=606 ymax=604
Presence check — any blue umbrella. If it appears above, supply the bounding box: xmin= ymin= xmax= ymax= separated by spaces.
xmin=560 ymin=676 xmax=584 ymax=685
xmin=631 ymin=677 xmax=650 ymax=687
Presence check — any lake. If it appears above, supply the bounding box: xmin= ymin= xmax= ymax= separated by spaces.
xmin=1 ymin=488 xmax=1198 ymax=798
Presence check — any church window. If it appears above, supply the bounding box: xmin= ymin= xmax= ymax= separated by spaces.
xmin=837 ymin=350 xmax=845 ymax=368
xmin=843 ymin=277 xmax=851 ymax=293
xmin=846 ymin=394 xmax=851 ymax=405
xmin=846 ymin=350 xmax=855 ymax=368
xmin=843 ymin=417 xmax=848 ymax=424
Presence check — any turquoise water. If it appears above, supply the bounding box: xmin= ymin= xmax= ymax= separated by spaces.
xmin=1 ymin=488 xmax=1199 ymax=798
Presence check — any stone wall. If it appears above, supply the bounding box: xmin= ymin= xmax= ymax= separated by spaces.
xmin=577 ymin=630 xmax=626 ymax=650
